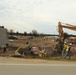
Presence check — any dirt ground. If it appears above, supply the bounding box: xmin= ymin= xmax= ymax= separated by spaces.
xmin=0 ymin=36 xmax=57 ymax=58
xmin=1 ymin=36 xmax=73 ymax=64
xmin=9 ymin=36 xmax=57 ymax=49
xmin=5 ymin=36 xmax=58 ymax=57
xmin=0 ymin=36 xmax=76 ymax=64
xmin=0 ymin=56 xmax=76 ymax=64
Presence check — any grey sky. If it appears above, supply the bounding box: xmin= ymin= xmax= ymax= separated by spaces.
xmin=0 ymin=0 xmax=76 ymax=34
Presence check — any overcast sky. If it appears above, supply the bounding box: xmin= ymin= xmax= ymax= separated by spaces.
xmin=0 ymin=0 xmax=76 ymax=34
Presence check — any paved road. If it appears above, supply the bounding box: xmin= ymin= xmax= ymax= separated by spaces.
xmin=0 ymin=63 xmax=76 ymax=75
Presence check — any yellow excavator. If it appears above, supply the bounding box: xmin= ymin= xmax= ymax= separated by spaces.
xmin=55 ymin=21 xmax=76 ymax=54
xmin=58 ymin=21 xmax=76 ymax=43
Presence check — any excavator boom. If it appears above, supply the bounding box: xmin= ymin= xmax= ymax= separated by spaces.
xmin=62 ymin=25 xmax=76 ymax=31
xmin=58 ymin=22 xmax=76 ymax=43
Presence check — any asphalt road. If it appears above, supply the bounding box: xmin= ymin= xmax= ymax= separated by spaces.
xmin=0 ymin=63 xmax=76 ymax=75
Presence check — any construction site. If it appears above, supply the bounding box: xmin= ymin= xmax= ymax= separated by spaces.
xmin=0 ymin=22 xmax=76 ymax=61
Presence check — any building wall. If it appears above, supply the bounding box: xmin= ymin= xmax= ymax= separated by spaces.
xmin=0 ymin=28 xmax=8 ymax=47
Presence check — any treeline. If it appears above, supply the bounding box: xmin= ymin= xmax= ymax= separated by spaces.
xmin=8 ymin=32 xmax=76 ymax=37
xmin=8 ymin=32 xmax=56 ymax=37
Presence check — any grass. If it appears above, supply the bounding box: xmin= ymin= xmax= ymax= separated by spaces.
xmin=23 ymin=55 xmax=76 ymax=62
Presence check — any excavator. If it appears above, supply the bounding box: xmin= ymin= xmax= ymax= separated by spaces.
xmin=55 ymin=21 xmax=76 ymax=54
xmin=58 ymin=21 xmax=76 ymax=43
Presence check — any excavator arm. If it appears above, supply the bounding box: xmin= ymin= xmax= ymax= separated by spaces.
xmin=58 ymin=22 xmax=64 ymax=43
xmin=58 ymin=22 xmax=76 ymax=43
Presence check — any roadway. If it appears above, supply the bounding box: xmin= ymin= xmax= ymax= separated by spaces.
xmin=0 ymin=63 xmax=76 ymax=75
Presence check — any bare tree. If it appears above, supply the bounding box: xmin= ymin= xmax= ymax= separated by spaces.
xmin=9 ymin=29 xmax=14 ymax=34
xmin=31 ymin=29 xmax=39 ymax=37
xmin=32 ymin=29 xmax=38 ymax=35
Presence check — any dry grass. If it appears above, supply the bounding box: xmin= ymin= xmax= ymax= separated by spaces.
xmin=0 ymin=56 xmax=76 ymax=64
